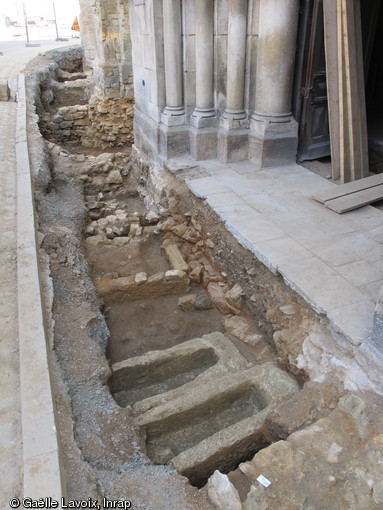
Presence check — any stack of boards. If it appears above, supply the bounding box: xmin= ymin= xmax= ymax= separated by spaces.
xmin=313 ymin=173 xmax=383 ymax=213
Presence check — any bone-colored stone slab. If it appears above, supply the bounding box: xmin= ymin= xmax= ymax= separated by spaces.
xmin=279 ymin=257 xmax=367 ymax=315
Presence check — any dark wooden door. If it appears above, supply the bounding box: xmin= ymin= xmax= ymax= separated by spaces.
xmin=294 ymin=0 xmax=330 ymax=162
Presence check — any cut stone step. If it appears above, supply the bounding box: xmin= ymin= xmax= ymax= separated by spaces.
xmin=136 ymin=363 xmax=300 ymax=487
xmin=95 ymin=269 xmax=190 ymax=301
xmin=108 ymin=332 xmax=250 ymax=409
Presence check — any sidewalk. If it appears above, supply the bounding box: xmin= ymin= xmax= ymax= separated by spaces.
xmin=0 ymin=84 xmax=22 ymax=507
xmin=166 ymin=157 xmax=383 ymax=361
xmin=0 ymin=39 xmax=79 ymax=508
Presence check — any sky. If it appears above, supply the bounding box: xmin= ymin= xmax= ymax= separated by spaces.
xmin=0 ymin=1 xmax=80 ymax=25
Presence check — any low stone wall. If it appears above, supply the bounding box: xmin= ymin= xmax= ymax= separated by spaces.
xmin=28 ymin=47 xmax=134 ymax=150
xmin=41 ymin=94 xmax=134 ymax=149
xmin=86 ymin=96 xmax=134 ymax=148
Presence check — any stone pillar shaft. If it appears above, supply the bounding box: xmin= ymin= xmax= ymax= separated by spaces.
xmin=194 ymin=0 xmax=214 ymax=112
xmin=160 ymin=0 xmax=188 ymax=156
xmin=218 ymin=0 xmax=249 ymax=163
xmin=162 ymin=0 xmax=184 ymax=123
xmin=226 ymin=0 xmax=248 ymax=116
xmin=248 ymin=0 xmax=299 ymax=168
xmin=190 ymin=0 xmax=217 ymax=160
xmin=254 ymin=0 xmax=298 ymax=120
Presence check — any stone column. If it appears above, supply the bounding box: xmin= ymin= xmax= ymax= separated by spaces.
xmin=190 ymin=0 xmax=217 ymax=160
xmin=218 ymin=0 xmax=249 ymax=163
xmin=248 ymin=0 xmax=299 ymax=168
xmin=161 ymin=0 xmax=185 ymax=125
xmin=160 ymin=0 xmax=189 ymax=158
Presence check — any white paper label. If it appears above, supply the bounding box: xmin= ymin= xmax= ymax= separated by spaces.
xmin=257 ymin=474 xmax=271 ymax=487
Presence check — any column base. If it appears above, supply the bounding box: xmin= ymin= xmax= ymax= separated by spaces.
xmin=161 ymin=106 xmax=186 ymax=127
xmin=190 ymin=108 xmax=217 ymax=129
xmin=220 ymin=109 xmax=249 ymax=130
xmin=218 ymin=127 xmax=249 ymax=163
xmin=248 ymin=114 xmax=298 ymax=168
xmin=189 ymin=126 xmax=218 ymax=161
xmin=159 ymin=123 xmax=189 ymax=159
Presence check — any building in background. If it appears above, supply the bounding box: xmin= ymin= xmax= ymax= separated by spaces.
xmin=78 ymin=0 xmax=383 ymax=183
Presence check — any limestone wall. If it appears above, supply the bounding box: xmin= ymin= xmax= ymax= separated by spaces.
xmin=30 ymin=47 xmax=134 ymax=150
xmin=40 ymin=97 xmax=134 ymax=149
xmin=78 ymin=0 xmax=133 ymax=99
xmin=129 ymin=0 xmax=301 ymax=166
xmin=130 ymin=0 xmax=259 ymax=124
xmin=77 ymin=0 xmax=299 ymax=165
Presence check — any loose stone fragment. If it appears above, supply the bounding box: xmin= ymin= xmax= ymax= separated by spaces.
xmin=178 ymin=294 xmax=196 ymax=311
xmin=112 ymin=236 xmax=130 ymax=246
xmin=189 ymin=265 xmax=203 ymax=283
xmin=191 ymin=217 xmax=202 ymax=232
xmin=207 ymin=471 xmax=242 ymax=510
xmin=182 ymin=226 xmax=200 ymax=243
xmin=165 ymin=269 xmax=188 ymax=283
xmin=207 ymin=282 xmax=230 ymax=314
xmin=106 ymin=170 xmax=123 ymax=185
xmin=171 ymin=223 xmax=188 ymax=238
xmin=129 ymin=223 xmax=140 ymax=237
xmin=226 ymin=284 xmax=245 ymax=310
xmin=84 ymin=225 xmax=95 ymax=236
xmin=164 ymin=244 xmax=189 ymax=272
xmin=194 ymin=294 xmax=213 ymax=310
xmin=279 ymin=304 xmax=296 ymax=316
xmin=145 ymin=210 xmax=160 ymax=224
xmin=158 ymin=217 xmax=176 ymax=232
xmin=224 ymin=316 xmax=263 ymax=345
xmin=135 ymin=272 xmax=147 ymax=285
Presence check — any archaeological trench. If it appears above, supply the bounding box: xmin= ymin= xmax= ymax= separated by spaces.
xmin=23 ymin=47 xmax=383 ymax=509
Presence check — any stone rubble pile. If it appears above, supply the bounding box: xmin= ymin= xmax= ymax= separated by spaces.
xmin=78 ymin=151 xmax=269 ymax=350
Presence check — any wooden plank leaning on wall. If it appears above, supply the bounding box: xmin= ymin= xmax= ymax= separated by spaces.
xmin=323 ymin=0 xmax=369 ymax=183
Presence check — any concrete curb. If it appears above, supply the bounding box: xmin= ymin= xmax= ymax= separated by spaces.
xmin=16 ymin=74 xmax=64 ymax=499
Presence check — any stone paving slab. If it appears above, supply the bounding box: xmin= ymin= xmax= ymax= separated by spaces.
xmin=327 ymin=300 xmax=376 ymax=346
xmin=185 ymin=159 xmax=383 ymax=353
xmin=279 ymin=257 xmax=369 ymax=315
xmin=250 ymin=237 xmax=314 ymax=275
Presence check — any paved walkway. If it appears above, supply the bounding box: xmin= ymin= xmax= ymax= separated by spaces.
xmin=0 ymin=81 xmax=22 ymax=507
xmin=0 ymin=39 xmax=79 ymax=509
xmin=167 ymin=157 xmax=383 ymax=350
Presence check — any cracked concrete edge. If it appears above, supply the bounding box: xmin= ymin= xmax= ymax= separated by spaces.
xmin=16 ymin=74 xmax=65 ymax=500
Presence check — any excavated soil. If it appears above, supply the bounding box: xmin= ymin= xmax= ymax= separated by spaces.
xmin=24 ymin=51 xmax=329 ymax=505
xmin=24 ymin=50 xmax=383 ymax=510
